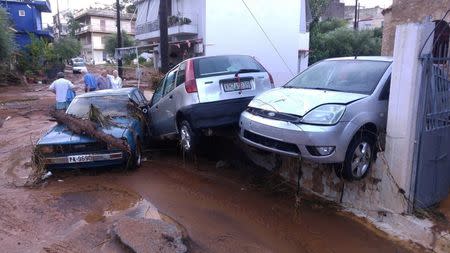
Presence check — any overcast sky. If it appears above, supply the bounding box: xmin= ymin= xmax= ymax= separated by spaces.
xmin=42 ymin=0 xmax=394 ymax=27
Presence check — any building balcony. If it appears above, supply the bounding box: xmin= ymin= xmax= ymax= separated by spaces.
xmin=135 ymin=13 xmax=198 ymax=41
xmin=76 ymin=24 xmax=135 ymax=36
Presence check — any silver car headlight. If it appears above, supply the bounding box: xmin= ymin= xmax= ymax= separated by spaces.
xmin=301 ymin=104 xmax=346 ymax=125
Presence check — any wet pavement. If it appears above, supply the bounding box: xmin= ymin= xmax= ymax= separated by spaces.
xmin=0 ymin=82 xmax=424 ymax=252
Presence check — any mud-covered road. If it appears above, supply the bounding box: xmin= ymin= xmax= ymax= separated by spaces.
xmin=0 ymin=81 xmax=419 ymax=253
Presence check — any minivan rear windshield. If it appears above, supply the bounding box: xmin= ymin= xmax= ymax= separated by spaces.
xmin=195 ymin=55 xmax=265 ymax=78
xmin=284 ymin=60 xmax=391 ymax=95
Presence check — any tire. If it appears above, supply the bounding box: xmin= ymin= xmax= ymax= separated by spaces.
xmin=341 ymin=132 xmax=376 ymax=181
xmin=125 ymin=139 xmax=142 ymax=171
xmin=179 ymin=120 xmax=197 ymax=154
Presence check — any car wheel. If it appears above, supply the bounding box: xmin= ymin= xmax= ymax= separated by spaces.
xmin=341 ymin=133 xmax=375 ymax=181
xmin=179 ymin=120 xmax=197 ymax=153
xmin=125 ymin=139 xmax=142 ymax=171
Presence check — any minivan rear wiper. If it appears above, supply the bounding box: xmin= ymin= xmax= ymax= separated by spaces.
xmin=234 ymin=69 xmax=261 ymax=76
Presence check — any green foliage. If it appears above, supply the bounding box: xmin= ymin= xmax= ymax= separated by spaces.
xmin=65 ymin=12 xmax=81 ymax=37
xmin=309 ymin=0 xmax=331 ymax=23
xmin=17 ymin=35 xmax=79 ymax=75
xmin=0 ymin=7 xmax=16 ymax=63
xmin=309 ymin=19 xmax=382 ymax=64
xmin=53 ymin=37 xmax=82 ymax=61
xmin=104 ymin=31 xmax=135 ymax=56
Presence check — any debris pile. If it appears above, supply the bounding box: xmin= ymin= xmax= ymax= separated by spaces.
xmin=50 ymin=109 xmax=130 ymax=153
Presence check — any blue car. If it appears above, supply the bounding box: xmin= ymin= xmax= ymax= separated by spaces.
xmin=36 ymin=88 xmax=151 ymax=171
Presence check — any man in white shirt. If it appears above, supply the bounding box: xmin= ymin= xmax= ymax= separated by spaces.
xmin=108 ymin=70 xmax=123 ymax=89
xmin=48 ymin=72 xmax=75 ymax=110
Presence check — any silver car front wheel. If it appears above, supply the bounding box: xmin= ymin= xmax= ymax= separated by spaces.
xmin=351 ymin=142 xmax=371 ymax=178
xmin=342 ymin=133 xmax=375 ymax=181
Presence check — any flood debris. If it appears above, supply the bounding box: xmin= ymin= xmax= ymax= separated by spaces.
xmin=50 ymin=109 xmax=130 ymax=153
xmin=24 ymin=147 xmax=48 ymax=187
xmin=113 ymin=217 xmax=187 ymax=253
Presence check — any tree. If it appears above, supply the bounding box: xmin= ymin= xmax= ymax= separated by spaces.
xmin=104 ymin=31 xmax=135 ymax=56
xmin=65 ymin=12 xmax=81 ymax=37
xmin=309 ymin=0 xmax=331 ymax=24
xmin=0 ymin=7 xmax=15 ymax=64
xmin=53 ymin=37 xmax=82 ymax=61
xmin=309 ymin=19 xmax=382 ymax=64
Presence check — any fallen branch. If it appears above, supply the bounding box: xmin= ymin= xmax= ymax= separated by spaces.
xmin=50 ymin=110 xmax=131 ymax=153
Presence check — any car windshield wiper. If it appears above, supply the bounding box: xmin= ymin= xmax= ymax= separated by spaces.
xmin=305 ymin=87 xmax=342 ymax=92
xmin=234 ymin=69 xmax=261 ymax=76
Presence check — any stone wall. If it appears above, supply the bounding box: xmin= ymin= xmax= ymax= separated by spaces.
xmin=381 ymin=0 xmax=450 ymax=56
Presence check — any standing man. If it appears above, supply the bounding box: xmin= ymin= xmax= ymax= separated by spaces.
xmin=48 ymin=72 xmax=75 ymax=110
xmin=97 ymin=70 xmax=112 ymax=90
xmin=108 ymin=70 xmax=123 ymax=89
xmin=82 ymin=69 xmax=97 ymax=92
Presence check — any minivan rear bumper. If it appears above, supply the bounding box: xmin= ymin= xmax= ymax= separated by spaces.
xmin=179 ymin=97 xmax=253 ymax=129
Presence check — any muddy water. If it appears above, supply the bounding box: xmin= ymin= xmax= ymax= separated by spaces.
xmin=111 ymin=152 xmax=415 ymax=253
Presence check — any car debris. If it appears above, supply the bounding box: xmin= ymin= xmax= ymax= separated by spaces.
xmin=240 ymin=56 xmax=393 ymax=181
xmin=149 ymin=55 xmax=274 ymax=153
xmin=34 ymin=88 xmax=151 ymax=173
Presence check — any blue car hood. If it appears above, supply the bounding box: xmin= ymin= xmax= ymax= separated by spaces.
xmin=38 ymin=117 xmax=134 ymax=145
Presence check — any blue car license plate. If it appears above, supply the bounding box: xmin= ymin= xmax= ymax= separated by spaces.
xmin=222 ymin=80 xmax=252 ymax=92
xmin=68 ymin=154 xmax=93 ymax=163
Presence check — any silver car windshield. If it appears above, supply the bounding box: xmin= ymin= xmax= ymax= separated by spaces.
xmin=284 ymin=60 xmax=390 ymax=95
xmin=67 ymin=95 xmax=131 ymax=118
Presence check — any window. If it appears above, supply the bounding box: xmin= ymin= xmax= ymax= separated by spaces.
xmin=163 ymin=68 xmax=178 ymax=95
xmin=151 ymin=78 xmax=165 ymax=106
xmin=195 ymin=55 xmax=265 ymax=78
xmin=284 ymin=60 xmax=391 ymax=95
xmin=18 ymin=10 xmax=25 ymax=16
xmin=100 ymin=20 xmax=106 ymax=31
xmin=175 ymin=62 xmax=186 ymax=86
xmin=379 ymin=76 xmax=391 ymax=100
xmin=101 ymin=36 xmax=107 ymax=45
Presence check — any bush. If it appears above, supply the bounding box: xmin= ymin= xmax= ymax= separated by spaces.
xmin=0 ymin=7 xmax=15 ymax=64
xmin=17 ymin=35 xmax=79 ymax=77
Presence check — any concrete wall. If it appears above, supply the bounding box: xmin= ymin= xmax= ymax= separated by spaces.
xmin=204 ymin=0 xmax=307 ymax=86
xmin=381 ymin=0 xmax=450 ymax=56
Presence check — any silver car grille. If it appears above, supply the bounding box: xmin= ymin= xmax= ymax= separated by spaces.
xmin=246 ymin=107 xmax=302 ymax=123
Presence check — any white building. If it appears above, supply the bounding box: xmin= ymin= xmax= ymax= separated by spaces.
xmin=75 ymin=9 xmax=135 ymax=64
xmin=135 ymin=0 xmax=311 ymax=85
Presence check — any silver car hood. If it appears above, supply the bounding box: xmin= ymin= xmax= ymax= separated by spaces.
xmin=248 ymin=88 xmax=368 ymax=116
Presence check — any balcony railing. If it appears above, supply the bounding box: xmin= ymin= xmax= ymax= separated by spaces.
xmin=136 ymin=12 xmax=197 ymax=36
xmin=76 ymin=24 xmax=135 ymax=35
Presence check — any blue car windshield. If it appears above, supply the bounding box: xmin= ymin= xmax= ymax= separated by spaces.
xmin=284 ymin=60 xmax=391 ymax=95
xmin=66 ymin=95 xmax=131 ymax=118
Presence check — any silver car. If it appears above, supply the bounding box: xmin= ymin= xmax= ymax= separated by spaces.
xmin=239 ymin=57 xmax=393 ymax=181
xmin=149 ymin=55 xmax=274 ymax=152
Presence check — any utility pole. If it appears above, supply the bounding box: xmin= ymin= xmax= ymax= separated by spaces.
xmin=159 ymin=0 xmax=169 ymax=73
xmin=56 ymin=0 xmax=62 ymax=37
xmin=116 ymin=0 xmax=123 ymax=77
xmin=353 ymin=0 xmax=358 ymax=30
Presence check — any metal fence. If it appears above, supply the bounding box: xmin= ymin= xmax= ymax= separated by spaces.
xmin=414 ymin=20 xmax=450 ymax=208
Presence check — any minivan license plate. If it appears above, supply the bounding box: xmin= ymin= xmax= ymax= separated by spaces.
xmin=223 ymin=80 xmax=252 ymax=92
xmin=68 ymin=155 xmax=93 ymax=163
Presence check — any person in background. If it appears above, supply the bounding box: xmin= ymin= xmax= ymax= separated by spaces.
xmin=82 ymin=69 xmax=97 ymax=92
xmin=108 ymin=69 xmax=123 ymax=89
xmin=48 ymin=72 xmax=75 ymax=110
xmin=97 ymin=70 xmax=112 ymax=90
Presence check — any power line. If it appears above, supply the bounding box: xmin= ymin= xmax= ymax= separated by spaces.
xmin=240 ymin=0 xmax=294 ymax=76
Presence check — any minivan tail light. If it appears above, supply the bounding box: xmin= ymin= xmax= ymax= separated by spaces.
xmin=185 ymin=59 xmax=197 ymax=93
xmin=268 ymin=73 xmax=274 ymax=88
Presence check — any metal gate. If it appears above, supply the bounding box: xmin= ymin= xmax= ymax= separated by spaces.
xmin=415 ymin=50 xmax=450 ymax=208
